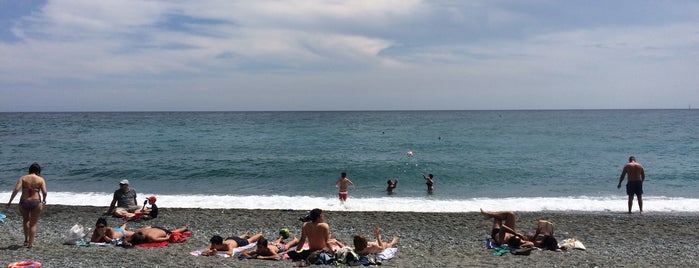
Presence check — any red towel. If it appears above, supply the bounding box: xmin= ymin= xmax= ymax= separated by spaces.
xmin=136 ymin=241 xmax=168 ymax=248
xmin=169 ymin=231 xmax=192 ymax=243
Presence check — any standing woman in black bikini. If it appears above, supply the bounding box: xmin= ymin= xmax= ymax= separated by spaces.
xmin=6 ymin=163 xmax=47 ymax=248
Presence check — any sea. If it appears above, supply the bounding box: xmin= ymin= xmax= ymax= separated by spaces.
xmin=1 ymin=110 xmax=697 ymax=213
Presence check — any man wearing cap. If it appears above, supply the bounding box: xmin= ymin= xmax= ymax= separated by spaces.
xmin=104 ymin=179 xmax=139 ymax=217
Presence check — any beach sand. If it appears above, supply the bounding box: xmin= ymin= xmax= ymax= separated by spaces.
xmin=1 ymin=205 xmax=697 ymax=267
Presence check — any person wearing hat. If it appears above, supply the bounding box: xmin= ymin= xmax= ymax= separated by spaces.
xmin=103 ymin=179 xmax=139 ymax=218
xmin=124 ymin=196 xmax=159 ymax=221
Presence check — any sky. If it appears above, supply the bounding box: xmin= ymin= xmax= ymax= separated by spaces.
xmin=1 ymin=0 xmax=698 ymax=112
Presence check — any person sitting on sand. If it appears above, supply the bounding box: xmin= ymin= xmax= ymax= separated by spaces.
xmin=104 ymin=179 xmax=140 ymax=218
xmin=123 ymin=196 xmax=158 ymax=221
xmin=240 ymin=235 xmax=300 ymax=260
xmin=289 ymin=208 xmax=346 ymax=261
xmin=201 ymin=231 xmax=264 ymax=257
xmin=480 ymin=209 xmax=533 ymax=248
xmin=123 ymin=225 xmax=189 ymax=246
xmin=386 ymin=179 xmax=398 ymax=193
xmin=353 ymin=226 xmax=398 ymax=255
xmin=90 ymin=218 xmax=135 ymax=243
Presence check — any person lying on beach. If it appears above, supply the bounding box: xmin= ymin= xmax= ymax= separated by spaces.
xmin=480 ymin=209 xmax=533 ymax=248
xmin=353 ymin=226 xmax=398 ymax=255
xmin=123 ymin=225 xmax=189 ymax=246
xmin=239 ymin=235 xmax=300 ymax=260
xmin=90 ymin=218 xmax=135 ymax=243
xmin=289 ymin=208 xmax=346 ymax=261
xmin=524 ymin=220 xmax=559 ymax=251
xmin=201 ymin=231 xmax=264 ymax=257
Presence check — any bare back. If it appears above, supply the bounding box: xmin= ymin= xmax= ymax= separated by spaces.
xmin=18 ymin=174 xmax=46 ymax=201
xmin=302 ymin=222 xmax=331 ymax=251
xmin=623 ymin=162 xmax=645 ymax=182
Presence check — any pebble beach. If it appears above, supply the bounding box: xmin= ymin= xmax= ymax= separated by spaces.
xmin=1 ymin=205 xmax=698 ymax=267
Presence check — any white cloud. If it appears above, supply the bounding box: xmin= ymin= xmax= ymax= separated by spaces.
xmin=1 ymin=0 xmax=698 ymax=111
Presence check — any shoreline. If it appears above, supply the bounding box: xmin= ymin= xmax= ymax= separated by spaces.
xmin=1 ymin=205 xmax=698 ymax=267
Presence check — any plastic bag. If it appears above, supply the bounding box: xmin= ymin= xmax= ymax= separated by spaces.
xmin=63 ymin=224 xmax=87 ymax=245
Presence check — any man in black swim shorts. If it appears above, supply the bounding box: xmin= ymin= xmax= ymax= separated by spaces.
xmin=202 ymin=232 xmax=263 ymax=256
xmin=618 ymin=156 xmax=645 ymax=214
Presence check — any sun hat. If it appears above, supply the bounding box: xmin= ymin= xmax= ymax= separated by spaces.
xmin=119 ymin=179 xmax=129 ymax=185
xmin=147 ymin=196 xmax=157 ymax=202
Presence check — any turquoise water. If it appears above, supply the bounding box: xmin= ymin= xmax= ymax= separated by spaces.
xmin=1 ymin=110 xmax=697 ymax=212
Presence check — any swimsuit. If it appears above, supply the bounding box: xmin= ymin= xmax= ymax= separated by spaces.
xmin=338 ymin=191 xmax=348 ymax=201
xmin=626 ymin=181 xmax=643 ymax=195
xmin=20 ymin=199 xmax=41 ymax=211
xmin=491 ymin=228 xmax=500 ymax=241
xmin=113 ymin=227 xmax=126 ymax=237
xmin=272 ymin=241 xmax=285 ymax=252
xmin=226 ymin=236 xmax=249 ymax=247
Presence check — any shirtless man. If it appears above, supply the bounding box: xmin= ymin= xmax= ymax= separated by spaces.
xmin=335 ymin=172 xmax=355 ymax=204
xmin=201 ymin=231 xmax=263 ymax=257
xmin=123 ymin=225 xmax=189 ymax=246
xmin=618 ymin=156 xmax=645 ymax=214
xmin=290 ymin=208 xmax=344 ymax=261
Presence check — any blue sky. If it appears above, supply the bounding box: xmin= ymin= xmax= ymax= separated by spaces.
xmin=1 ymin=0 xmax=697 ymax=111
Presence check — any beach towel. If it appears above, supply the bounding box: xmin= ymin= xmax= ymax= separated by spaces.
xmin=189 ymin=242 xmax=257 ymax=258
xmin=484 ymin=237 xmax=521 ymax=256
xmin=7 ymin=260 xmax=42 ymax=268
xmin=376 ymin=246 xmax=398 ymax=260
xmin=136 ymin=241 xmax=169 ymax=248
xmin=75 ymin=241 xmax=113 ymax=247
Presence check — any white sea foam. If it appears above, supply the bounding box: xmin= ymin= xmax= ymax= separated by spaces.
xmin=3 ymin=192 xmax=698 ymax=213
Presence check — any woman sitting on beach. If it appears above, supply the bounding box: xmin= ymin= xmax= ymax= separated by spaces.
xmin=240 ymin=235 xmax=300 ymax=260
xmin=480 ymin=209 xmax=533 ymax=248
xmin=90 ymin=218 xmax=135 ymax=243
xmin=353 ymin=226 xmax=398 ymax=255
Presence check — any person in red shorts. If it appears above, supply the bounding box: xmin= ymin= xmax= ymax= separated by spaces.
xmin=335 ymin=172 xmax=356 ymax=205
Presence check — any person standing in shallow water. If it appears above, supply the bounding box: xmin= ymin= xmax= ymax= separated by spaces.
xmin=335 ymin=172 xmax=355 ymax=205
xmin=618 ymin=156 xmax=645 ymax=214
xmin=421 ymin=173 xmax=434 ymax=194
xmin=6 ymin=163 xmax=47 ymax=249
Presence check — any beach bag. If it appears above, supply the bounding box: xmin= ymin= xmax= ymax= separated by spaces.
xmin=559 ymin=238 xmax=586 ymax=250
xmin=63 ymin=224 xmax=86 ymax=245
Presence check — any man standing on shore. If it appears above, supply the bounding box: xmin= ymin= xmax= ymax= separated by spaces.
xmin=618 ymin=156 xmax=645 ymax=214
